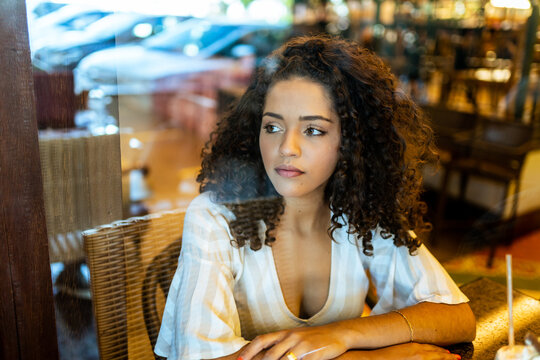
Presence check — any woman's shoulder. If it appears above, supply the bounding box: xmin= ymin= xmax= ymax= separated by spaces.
xmin=186 ymin=191 xmax=235 ymax=221
xmin=182 ymin=192 xmax=239 ymax=254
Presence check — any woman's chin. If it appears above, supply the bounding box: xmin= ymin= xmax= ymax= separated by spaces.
xmin=272 ymin=186 xmax=320 ymax=200
xmin=272 ymin=186 xmax=305 ymax=199
xmin=269 ymin=179 xmax=327 ymax=201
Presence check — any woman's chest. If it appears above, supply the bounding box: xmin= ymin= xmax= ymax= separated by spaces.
xmin=272 ymin=234 xmax=332 ymax=319
xmin=233 ymin=239 xmax=370 ymax=338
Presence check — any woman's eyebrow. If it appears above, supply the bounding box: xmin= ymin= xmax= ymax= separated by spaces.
xmin=299 ymin=115 xmax=332 ymax=122
xmin=262 ymin=113 xmax=333 ymax=123
xmin=262 ymin=112 xmax=283 ymax=119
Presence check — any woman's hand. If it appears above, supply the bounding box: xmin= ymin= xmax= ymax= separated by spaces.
xmin=238 ymin=324 xmax=349 ymax=360
xmin=359 ymin=343 xmax=461 ymax=360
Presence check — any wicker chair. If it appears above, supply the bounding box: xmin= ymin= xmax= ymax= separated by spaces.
xmin=84 ymin=209 xmax=185 ymax=360
xmin=142 ymin=240 xmax=182 ymax=355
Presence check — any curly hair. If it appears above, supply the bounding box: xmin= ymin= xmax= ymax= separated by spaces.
xmin=197 ymin=34 xmax=437 ymax=255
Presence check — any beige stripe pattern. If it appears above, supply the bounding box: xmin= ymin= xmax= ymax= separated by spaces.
xmin=155 ymin=192 xmax=469 ymax=360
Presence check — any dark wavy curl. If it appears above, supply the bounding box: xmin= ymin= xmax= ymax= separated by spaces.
xmin=197 ymin=35 xmax=438 ymax=255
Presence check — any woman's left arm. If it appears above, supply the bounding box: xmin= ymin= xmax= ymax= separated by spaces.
xmin=339 ymin=301 xmax=476 ymax=348
xmin=238 ymin=301 xmax=475 ymax=360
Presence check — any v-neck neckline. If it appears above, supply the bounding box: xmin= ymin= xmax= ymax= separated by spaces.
xmin=266 ymin=235 xmax=336 ymax=323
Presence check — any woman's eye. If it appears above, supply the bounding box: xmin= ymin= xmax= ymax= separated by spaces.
xmin=263 ymin=124 xmax=280 ymax=133
xmin=304 ymin=127 xmax=326 ymax=136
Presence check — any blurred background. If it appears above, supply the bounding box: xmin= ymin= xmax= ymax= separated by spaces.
xmin=24 ymin=0 xmax=539 ymax=358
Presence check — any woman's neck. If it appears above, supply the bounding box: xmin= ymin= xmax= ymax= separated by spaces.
xmin=281 ymin=193 xmax=330 ymax=236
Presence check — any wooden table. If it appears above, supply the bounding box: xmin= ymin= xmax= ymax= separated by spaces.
xmin=448 ymin=278 xmax=540 ymax=359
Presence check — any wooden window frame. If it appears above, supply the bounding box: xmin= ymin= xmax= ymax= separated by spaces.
xmin=0 ymin=0 xmax=59 ymax=359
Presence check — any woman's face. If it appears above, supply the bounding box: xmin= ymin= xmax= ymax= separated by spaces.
xmin=259 ymin=77 xmax=341 ymax=200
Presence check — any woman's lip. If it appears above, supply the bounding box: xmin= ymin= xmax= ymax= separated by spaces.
xmin=275 ymin=167 xmax=304 ymax=178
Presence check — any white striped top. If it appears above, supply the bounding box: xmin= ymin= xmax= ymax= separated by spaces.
xmin=155 ymin=192 xmax=469 ymax=360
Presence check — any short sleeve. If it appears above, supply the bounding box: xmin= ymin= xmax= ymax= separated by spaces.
xmin=155 ymin=193 xmax=249 ymax=360
xmin=361 ymin=229 xmax=469 ymax=316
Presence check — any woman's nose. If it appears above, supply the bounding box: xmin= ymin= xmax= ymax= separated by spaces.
xmin=279 ymin=130 xmax=301 ymax=157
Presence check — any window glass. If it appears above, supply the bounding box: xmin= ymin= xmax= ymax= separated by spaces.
xmin=17 ymin=0 xmax=540 ymax=358
xmin=144 ymin=21 xmax=238 ymax=53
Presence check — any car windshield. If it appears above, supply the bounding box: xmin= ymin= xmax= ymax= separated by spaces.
xmin=143 ymin=21 xmax=238 ymax=55
xmin=59 ymin=11 xmax=110 ymax=31
xmin=83 ymin=13 xmax=145 ymax=38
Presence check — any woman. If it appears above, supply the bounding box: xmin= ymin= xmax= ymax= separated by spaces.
xmin=155 ymin=35 xmax=475 ymax=360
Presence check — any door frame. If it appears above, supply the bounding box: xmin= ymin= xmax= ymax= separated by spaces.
xmin=0 ymin=0 xmax=59 ymax=359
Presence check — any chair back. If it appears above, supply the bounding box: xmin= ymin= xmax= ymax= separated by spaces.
xmin=84 ymin=209 xmax=185 ymax=360
xmin=422 ymin=106 xmax=478 ymax=159
xmin=423 ymin=106 xmax=478 ymax=134
xmin=142 ymin=240 xmax=182 ymax=353
xmin=471 ymin=119 xmax=533 ymax=172
xmin=479 ymin=120 xmax=531 ymax=147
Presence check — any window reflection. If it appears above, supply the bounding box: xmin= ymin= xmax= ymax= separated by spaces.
xmin=22 ymin=0 xmax=540 ymax=358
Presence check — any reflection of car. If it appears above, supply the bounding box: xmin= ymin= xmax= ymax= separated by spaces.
xmin=29 ymin=5 xmax=113 ymax=54
xmin=74 ymin=18 xmax=290 ymax=95
xmin=27 ymin=1 xmax=67 ymax=21
xmin=33 ymin=13 xmax=185 ymax=72
xmin=75 ymin=18 xmax=289 ymax=137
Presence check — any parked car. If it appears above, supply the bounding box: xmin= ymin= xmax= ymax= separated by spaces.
xmin=29 ymin=4 xmax=112 ymax=55
xmin=73 ymin=18 xmax=290 ymax=95
xmin=74 ymin=18 xmax=289 ymax=137
xmin=27 ymin=1 xmax=67 ymax=21
xmin=32 ymin=13 xmax=186 ymax=72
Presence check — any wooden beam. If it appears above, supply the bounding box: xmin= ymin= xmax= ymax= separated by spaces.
xmin=0 ymin=0 xmax=59 ymax=359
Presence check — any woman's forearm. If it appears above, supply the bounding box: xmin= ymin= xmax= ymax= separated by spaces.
xmin=335 ymin=302 xmax=476 ymax=350
xmin=221 ymin=302 xmax=475 ymax=360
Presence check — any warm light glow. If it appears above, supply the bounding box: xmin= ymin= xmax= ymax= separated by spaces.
xmin=474 ymin=68 xmax=511 ymax=82
xmin=379 ymin=0 xmax=395 ymax=24
xmin=490 ymin=0 xmax=531 ymax=10
xmin=454 ymin=1 xmax=466 ymax=16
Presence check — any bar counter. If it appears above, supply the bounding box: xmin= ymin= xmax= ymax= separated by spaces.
xmin=448 ymin=278 xmax=540 ymax=359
